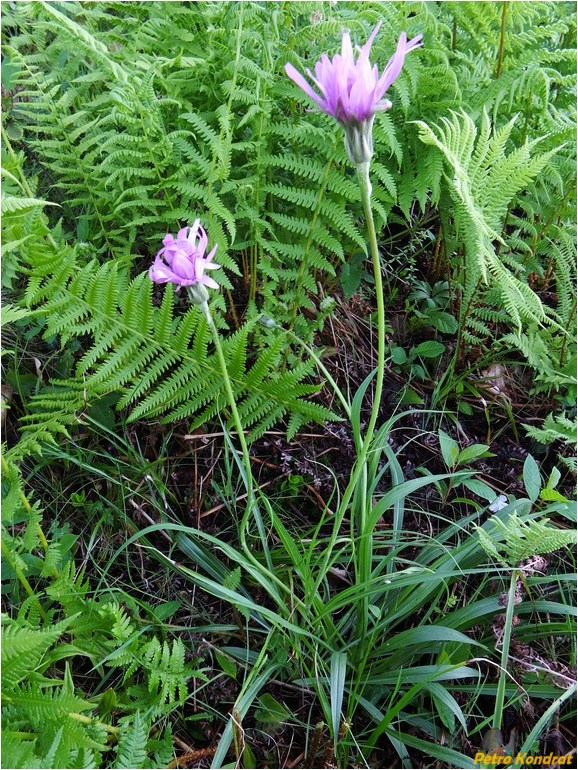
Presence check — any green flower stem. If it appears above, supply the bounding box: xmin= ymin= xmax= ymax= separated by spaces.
xmin=201 ymin=302 xmax=255 ymax=544
xmin=201 ymin=301 xmax=285 ymax=588
xmin=356 ymin=161 xmax=387 ymax=443
xmin=352 ymin=160 xmax=387 ymax=640
xmin=312 ymin=162 xmax=386 ymax=632
xmin=193 ymin=300 xmax=296 ymax=602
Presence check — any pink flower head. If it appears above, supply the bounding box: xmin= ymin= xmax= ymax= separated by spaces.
xmin=149 ymin=220 xmax=221 ymax=289
xmin=285 ymin=22 xmax=423 ymax=125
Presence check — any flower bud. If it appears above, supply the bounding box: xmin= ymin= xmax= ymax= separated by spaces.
xmin=186 ymin=283 xmax=210 ymax=306
xmin=343 ymin=116 xmax=378 ymax=165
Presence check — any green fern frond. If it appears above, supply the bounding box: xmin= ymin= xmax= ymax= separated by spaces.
xmin=415 ymin=109 xmax=564 ymax=333
xmin=113 ymin=713 xmax=148 ymax=770
xmin=475 ymin=513 xmax=577 ymax=567
xmin=524 ymin=413 xmax=577 ymax=448
xmin=1 ymin=617 xmax=73 ymax=691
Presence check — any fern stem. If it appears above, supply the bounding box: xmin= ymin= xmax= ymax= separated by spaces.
xmin=495 ymin=2 xmax=508 ymax=79
xmin=250 ymin=71 xmax=269 ymax=305
xmin=1 ymin=456 xmax=58 ymax=577
xmin=532 ymin=186 xmax=574 ymax=265
xmin=456 ymin=276 xmax=482 ymax=362
xmin=559 ymin=294 xmax=577 ymax=367
xmin=283 ymin=329 xmax=351 ymax=419
xmin=287 ymin=139 xmax=338 ymax=335
xmin=2 ymin=56 xmax=116 ymax=257
xmin=1 ymin=125 xmax=58 ymax=253
xmin=1 ymin=538 xmax=46 ymax=621
xmin=69 ymin=712 xmax=119 ymax=734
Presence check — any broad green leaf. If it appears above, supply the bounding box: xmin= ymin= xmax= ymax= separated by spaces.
xmin=546 ymin=466 xmax=561 ymax=490
xmin=151 ymin=600 xmax=181 ymax=622
xmin=215 ymin=651 xmax=237 ymax=680
xmin=523 ymin=454 xmax=541 ymax=502
xmin=391 ymin=346 xmax=408 ymax=364
xmin=340 ymin=253 xmax=365 ymax=298
xmin=428 ymin=310 xmax=459 ymax=334
xmin=413 ymin=340 xmax=445 ymax=358
xmin=457 ymin=443 xmax=492 ymax=464
xmin=460 ymin=478 xmax=497 ymax=502
xmin=399 ymin=387 xmax=423 ymax=405
xmin=254 ymin=693 xmax=290 ymax=724
xmin=439 ymin=429 xmax=460 ymax=469
xmin=540 ymin=488 xmax=570 ymax=502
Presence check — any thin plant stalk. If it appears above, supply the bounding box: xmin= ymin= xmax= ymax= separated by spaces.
xmin=199 ymin=299 xmax=255 ymax=554
xmin=200 ymin=300 xmax=283 ymax=583
xmin=1 ymin=539 xmax=46 ymax=620
xmin=312 ymin=162 xmax=386 ymax=635
xmin=495 ymin=1 xmax=508 ymax=79
xmin=351 ymin=160 xmax=387 ymax=641
xmin=492 ymin=569 xmax=518 ymax=730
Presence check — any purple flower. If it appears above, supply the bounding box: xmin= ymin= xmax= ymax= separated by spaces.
xmin=149 ymin=220 xmax=221 ymax=289
xmin=285 ymin=22 xmax=422 ymax=125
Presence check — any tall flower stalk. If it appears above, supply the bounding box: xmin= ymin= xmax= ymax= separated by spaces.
xmin=149 ymin=222 xmax=259 ymax=558
xmin=286 ymin=23 xmax=422 ymax=644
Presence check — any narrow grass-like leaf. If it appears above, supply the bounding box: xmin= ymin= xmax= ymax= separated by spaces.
xmin=330 ymin=651 xmax=347 ymax=749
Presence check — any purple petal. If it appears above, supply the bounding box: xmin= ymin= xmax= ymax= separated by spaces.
xmin=149 ymin=261 xmax=177 ymax=284
xmin=149 ymin=221 xmax=221 ymax=291
xmin=373 ymin=98 xmax=393 ymax=112
xmin=348 ymin=57 xmax=378 ymax=120
xmin=205 ymin=244 xmax=219 ymax=263
xmin=360 ymin=21 xmax=382 ymax=57
xmin=406 ymin=33 xmax=424 ymax=52
xmin=376 ymin=32 xmax=410 ymax=96
xmin=172 ymin=250 xmax=196 ymax=280
xmin=200 ymin=274 xmax=220 ymax=289
xmin=284 ymin=22 xmax=421 ymax=131
xmin=310 ymin=64 xmax=329 ymax=99
xmin=348 ymin=83 xmax=370 ymax=121
xmin=197 ymin=228 xmax=208 ymax=256
xmin=285 ymin=63 xmax=327 ymax=110
xmin=341 ymin=31 xmax=355 ymax=70
xmin=317 ymin=56 xmax=338 ymax=114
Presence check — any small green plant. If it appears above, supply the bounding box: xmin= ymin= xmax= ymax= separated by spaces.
xmin=474 ymin=505 xmax=576 ymax=742
xmin=407 ymin=279 xmax=458 ymax=335
xmin=389 ymin=339 xmax=446 ymax=381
